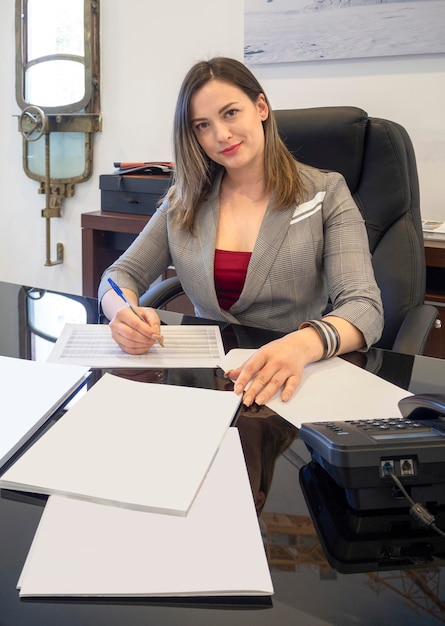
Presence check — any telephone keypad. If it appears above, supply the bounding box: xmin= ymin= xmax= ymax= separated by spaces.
xmin=346 ymin=418 xmax=430 ymax=435
xmin=313 ymin=419 xmax=432 ymax=436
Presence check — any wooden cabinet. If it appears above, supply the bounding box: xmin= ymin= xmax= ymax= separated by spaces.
xmin=81 ymin=211 xmax=150 ymax=298
xmin=81 ymin=210 xmax=194 ymax=315
xmin=424 ymin=240 xmax=445 ymax=359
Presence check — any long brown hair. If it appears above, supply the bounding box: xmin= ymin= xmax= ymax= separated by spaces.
xmin=166 ymin=57 xmax=305 ymax=230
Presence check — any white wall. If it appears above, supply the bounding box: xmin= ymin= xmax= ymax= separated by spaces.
xmin=254 ymin=54 xmax=445 ymax=223
xmin=0 ymin=0 xmax=243 ymax=295
xmin=0 ymin=0 xmax=444 ymax=295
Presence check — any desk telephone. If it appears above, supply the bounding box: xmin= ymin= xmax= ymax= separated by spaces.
xmin=299 ymin=393 xmax=445 ymax=511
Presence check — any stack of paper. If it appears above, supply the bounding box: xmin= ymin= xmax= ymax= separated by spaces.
xmin=0 ymin=373 xmax=239 ymax=515
xmin=1 ymin=372 xmax=273 ymax=597
xmin=17 ymin=428 xmax=273 ymax=597
xmin=0 ymin=355 xmax=89 ymax=473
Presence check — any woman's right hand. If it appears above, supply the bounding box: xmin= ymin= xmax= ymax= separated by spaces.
xmin=109 ymin=305 xmax=164 ymax=354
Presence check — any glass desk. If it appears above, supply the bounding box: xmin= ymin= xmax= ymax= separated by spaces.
xmin=1 ymin=282 xmax=445 ymax=625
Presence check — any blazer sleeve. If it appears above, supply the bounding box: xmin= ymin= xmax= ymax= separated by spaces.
xmin=320 ymin=171 xmax=383 ymax=348
xmin=98 ymin=202 xmax=172 ymax=304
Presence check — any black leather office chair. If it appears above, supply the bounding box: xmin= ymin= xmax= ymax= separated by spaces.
xmin=140 ymin=106 xmax=437 ymax=355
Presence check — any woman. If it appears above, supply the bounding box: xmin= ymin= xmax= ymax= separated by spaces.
xmin=99 ymin=57 xmax=383 ymax=407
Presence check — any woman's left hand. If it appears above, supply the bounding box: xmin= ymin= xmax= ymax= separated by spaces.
xmin=224 ymin=331 xmax=320 ymax=407
xmin=224 ymin=317 xmax=364 ymax=406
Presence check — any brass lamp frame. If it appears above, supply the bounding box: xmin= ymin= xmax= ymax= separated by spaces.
xmin=15 ymin=0 xmax=102 ymax=266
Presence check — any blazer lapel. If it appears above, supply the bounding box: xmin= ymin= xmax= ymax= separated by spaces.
xmin=190 ymin=177 xmax=296 ymax=320
xmin=231 ymin=200 xmax=295 ymax=314
xmin=193 ymin=191 xmax=223 ymax=311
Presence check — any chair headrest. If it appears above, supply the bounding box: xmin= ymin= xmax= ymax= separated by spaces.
xmin=274 ymin=107 xmax=368 ymax=191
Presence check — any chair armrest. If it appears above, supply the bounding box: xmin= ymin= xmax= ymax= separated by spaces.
xmin=392 ymin=304 xmax=439 ymax=356
xmin=139 ymin=276 xmax=184 ymax=309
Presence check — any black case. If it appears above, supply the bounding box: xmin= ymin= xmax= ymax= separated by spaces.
xmin=99 ymin=174 xmax=171 ymax=216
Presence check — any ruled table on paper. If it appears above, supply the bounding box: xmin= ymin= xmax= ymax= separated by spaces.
xmin=48 ymin=323 xmax=225 ymax=368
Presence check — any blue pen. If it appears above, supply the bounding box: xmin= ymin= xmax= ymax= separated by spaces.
xmin=107 ymin=278 xmax=164 ymax=347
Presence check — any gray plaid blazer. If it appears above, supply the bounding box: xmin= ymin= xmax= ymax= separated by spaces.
xmin=100 ymin=165 xmax=383 ymax=349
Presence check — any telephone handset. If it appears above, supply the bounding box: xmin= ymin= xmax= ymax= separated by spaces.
xmin=299 ymin=393 xmax=445 ymax=511
xmin=398 ymin=393 xmax=445 ymax=420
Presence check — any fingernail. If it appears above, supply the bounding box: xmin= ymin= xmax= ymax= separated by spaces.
xmin=243 ymin=395 xmax=252 ymax=407
xmin=234 ymin=384 xmax=243 ymax=395
xmin=256 ymin=395 xmax=264 ymax=405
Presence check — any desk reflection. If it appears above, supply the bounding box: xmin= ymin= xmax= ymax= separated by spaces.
xmin=236 ymin=407 xmax=298 ymax=515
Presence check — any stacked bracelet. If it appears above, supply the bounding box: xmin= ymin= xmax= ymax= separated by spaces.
xmin=298 ymin=319 xmax=341 ymax=359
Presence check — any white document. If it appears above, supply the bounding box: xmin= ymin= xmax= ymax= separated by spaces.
xmin=0 ymin=356 xmax=89 ymax=473
xmin=48 ymin=323 xmax=226 ymax=368
xmin=0 ymin=373 xmax=240 ymax=515
xmin=220 ymin=350 xmax=412 ymax=427
xmin=18 ymin=428 xmax=273 ymax=598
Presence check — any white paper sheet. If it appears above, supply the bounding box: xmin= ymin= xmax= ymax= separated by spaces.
xmin=0 ymin=373 xmax=240 ymax=515
xmin=48 ymin=323 xmax=226 ymax=368
xmin=0 ymin=356 xmax=89 ymax=473
xmin=220 ymin=350 xmax=412 ymax=427
xmin=18 ymin=428 xmax=273 ymax=598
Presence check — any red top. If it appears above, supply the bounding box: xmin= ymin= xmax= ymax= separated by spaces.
xmin=214 ymin=248 xmax=252 ymax=311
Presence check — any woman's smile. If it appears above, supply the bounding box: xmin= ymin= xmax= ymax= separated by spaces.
xmin=220 ymin=142 xmax=242 ymax=156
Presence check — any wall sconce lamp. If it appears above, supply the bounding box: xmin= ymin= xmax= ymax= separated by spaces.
xmin=15 ymin=0 xmax=101 ymax=266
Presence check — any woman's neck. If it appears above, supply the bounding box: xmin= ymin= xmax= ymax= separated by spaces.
xmin=221 ymin=170 xmax=268 ymax=204
xmin=216 ymin=171 xmax=270 ymax=252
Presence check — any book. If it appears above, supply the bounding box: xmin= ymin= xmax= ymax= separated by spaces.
xmin=422 ymin=220 xmax=445 ymax=240
xmin=112 ymin=161 xmax=174 ymax=176
xmin=0 ymin=373 xmax=240 ymax=515
xmin=0 ymin=356 xmax=89 ymax=473
xmin=17 ymin=429 xmax=273 ymax=598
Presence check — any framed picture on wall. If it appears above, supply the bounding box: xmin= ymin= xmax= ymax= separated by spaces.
xmin=244 ymin=0 xmax=445 ymax=65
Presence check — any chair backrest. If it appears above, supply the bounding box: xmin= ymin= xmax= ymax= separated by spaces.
xmin=274 ymin=106 xmax=426 ymax=350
